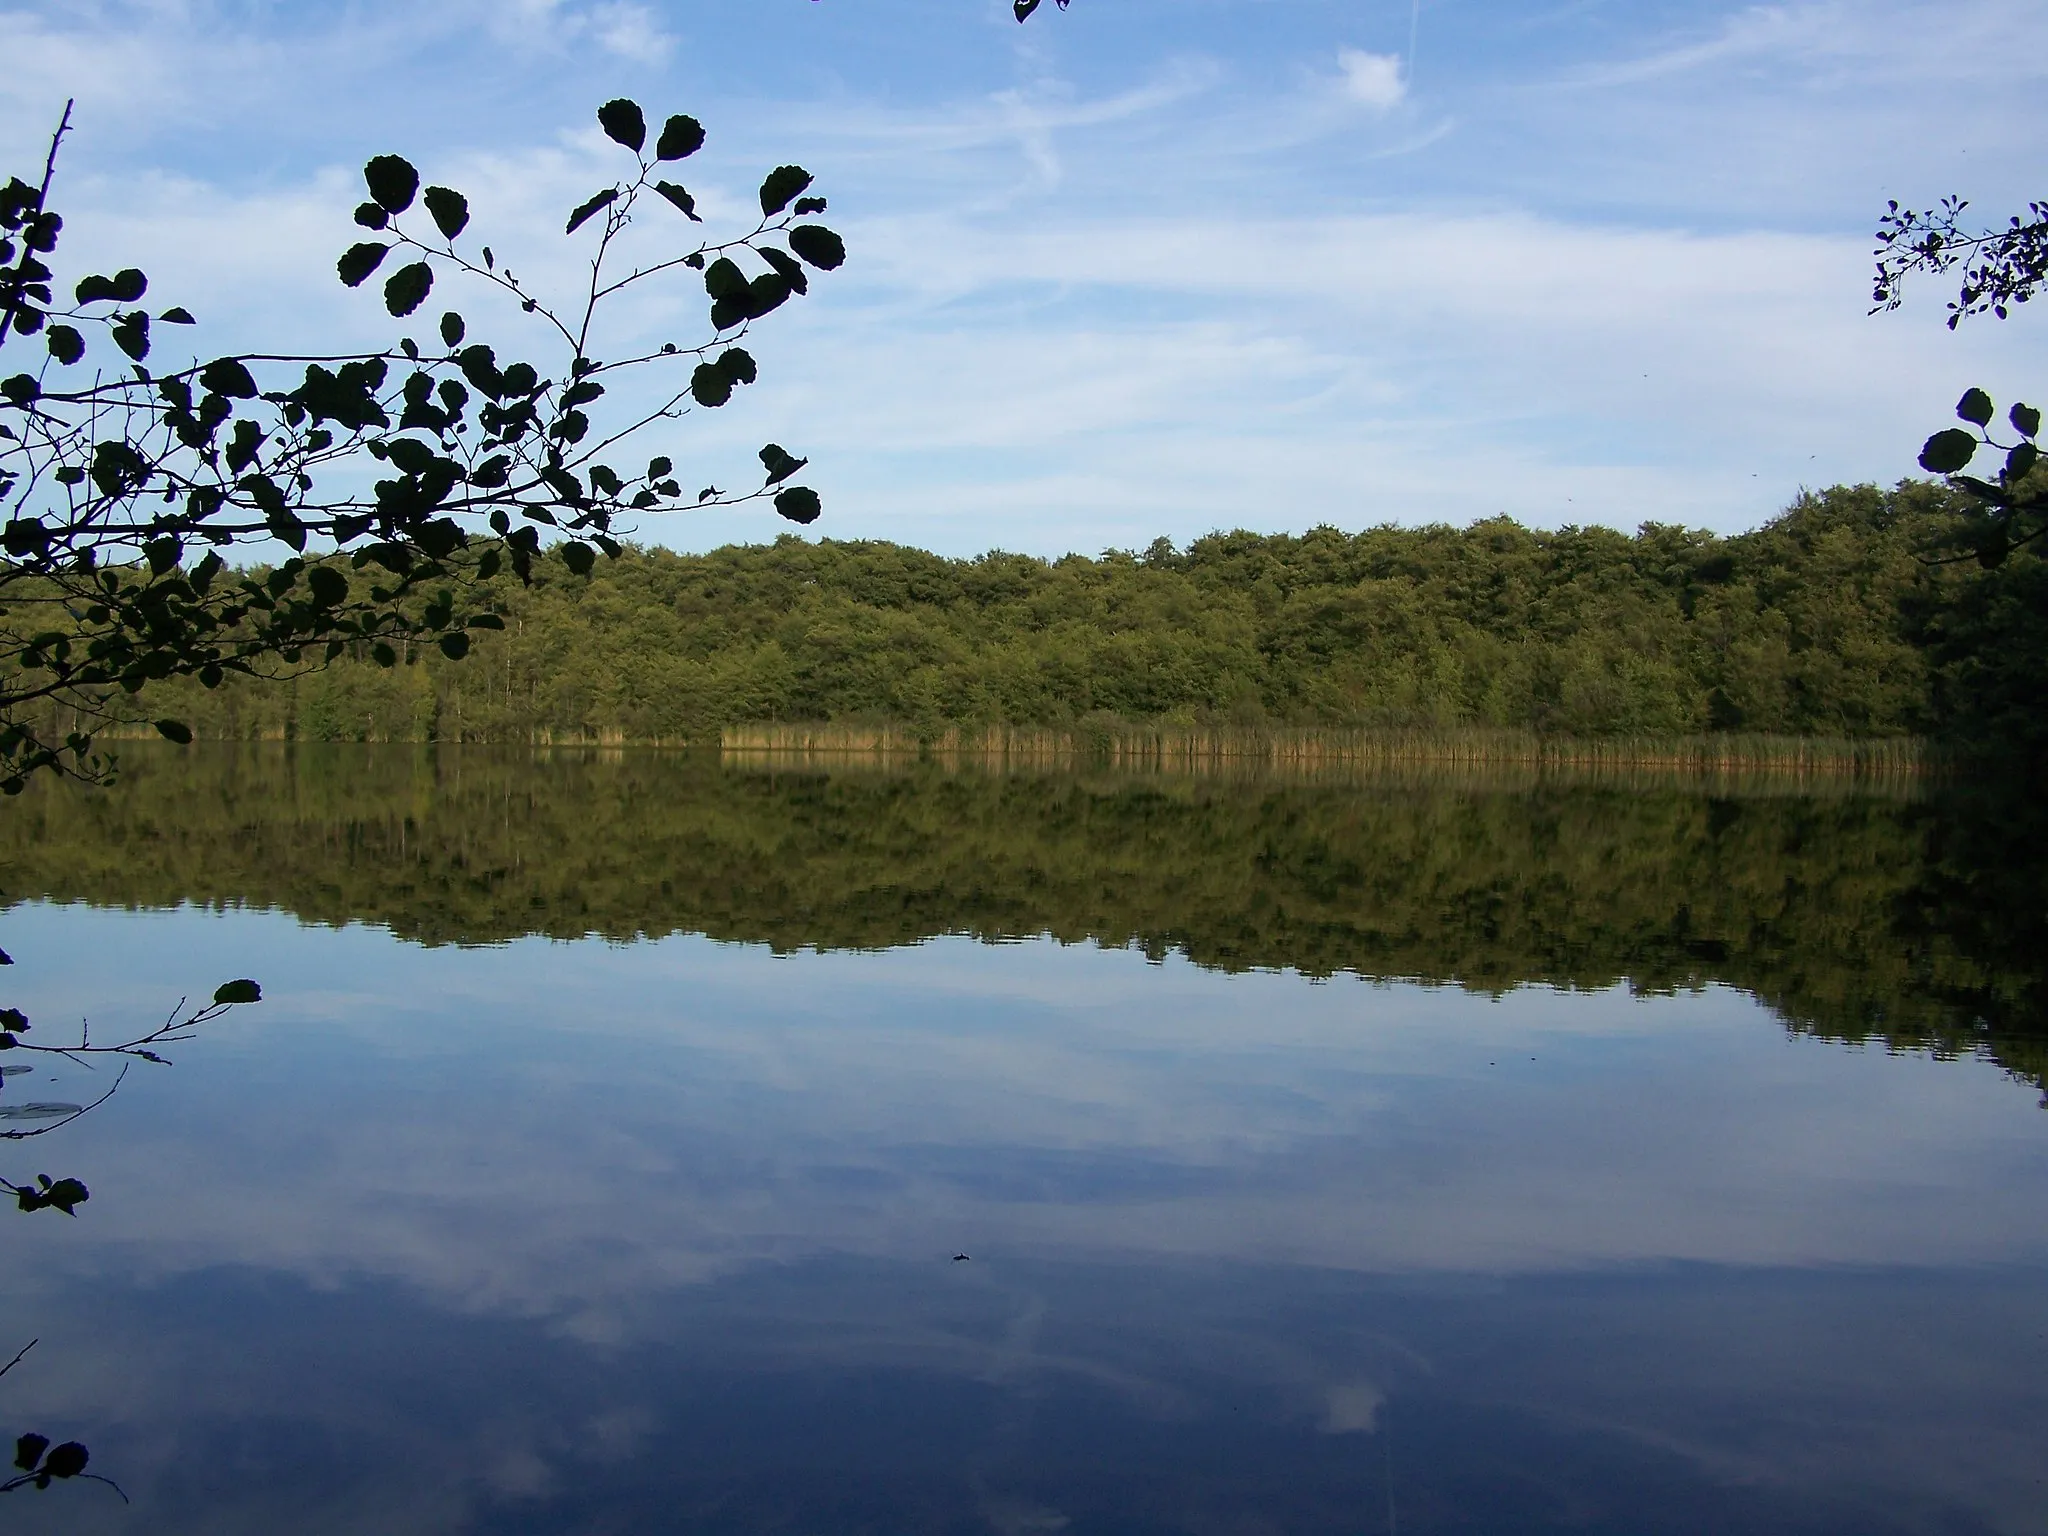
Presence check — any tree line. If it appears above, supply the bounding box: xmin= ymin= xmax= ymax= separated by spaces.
xmin=40 ymin=480 xmax=2036 ymax=751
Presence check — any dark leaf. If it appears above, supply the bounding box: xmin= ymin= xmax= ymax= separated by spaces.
xmin=159 ymin=306 xmax=196 ymax=324
xmin=759 ymin=246 xmax=808 ymax=295
xmin=199 ymin=357 xmax=259 ymax=398
xmin=717 ymin=347 xmax=756 ymax=385
xmin=792 ymin=196 xmax=827 ymax=215
xmin=655 ymin=114 xmax=705 ymax=160
xmin=566 ymin=188 xmax=618 ymax=236
xmin=354 ymin=201 xmax=390 ymax=230
xmin=422 ymin=185 xmax=470 ymax=241
xmin=337 ymin=242 xmax=390 ymax=288
xmin=108 ymin=268 xmax=147 ymax=302
xmin=385 ymin=436 xmax=438 ymax=475
xmin=703 ymin=257 xmax=747 ymax=300
xmin=689 ymin=363 xmax=733 ymax=408
xmin=306 ymin=565 xmax=349 ymax=606
xmin=2007 ymin=442 xmax=2039 ymax=482
xmin=364 ymin=154 xmax=420 ymax=214
xmin=653 ymin=181 xmax=699 ymax=220
xmin=14 ymin=1436 xmax=47 ymax=1473
xmin=44 ymin=324 xmax=83 ymax=365
xmin=598 ymin=99 xmax=647 ymax=152
xmin=647 ymin=455 xmax=672 ymax=478
xmin=154 ymin=719 xmax=193 ymax=744
xmin=759 ymin=443 xmax=807 ymax=484
xmin=2011 ymin=402 xmax=2042 ymax=439
xmin=787 ymin=224 xmax=846 ymax=271
xmin=746 ymin=273 xmax=791 ymax=316
xmin=41 ymin=1443 xmax=87 ymax=1479
xmin=774 ymin=486 xmax=822 ymax=524
xmin=1956 ymin=387 xmax=1995 ymax=426
xmin=438 ymin=630 xmax=471 ymax=659
xmin=758 ymin=165 xmax=813 ymax=218
xmin=384 ymin=261 xmax=434 ymax=317
xmin=560 ymin=540 xmax=596 ymax=575
xmin=111 ymin=311 xmax=150 ymax=361
xmin=440 ymin=311 xmax=466 ymax=348
xmin=1919 ymin=428 xmax=1979 ymax=474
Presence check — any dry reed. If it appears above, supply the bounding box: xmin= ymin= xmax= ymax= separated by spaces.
xmin=717 ymin=720 xmax=1928 ymax=783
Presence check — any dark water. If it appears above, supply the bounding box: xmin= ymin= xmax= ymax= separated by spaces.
xmin=0 ymin=746 xmax=2043 ymax=1534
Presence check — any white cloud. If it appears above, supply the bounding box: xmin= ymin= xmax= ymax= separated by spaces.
xmin=8 ymin=0 xmax=2044 ymax=559
xmin=1338 ymin=47 xmax=1407 ymax=112
xmin=589 ymin=2 xmax=675 ymax=63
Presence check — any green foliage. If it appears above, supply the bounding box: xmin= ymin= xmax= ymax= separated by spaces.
xmin=80 ymin=482 xmax=2018 ymax=748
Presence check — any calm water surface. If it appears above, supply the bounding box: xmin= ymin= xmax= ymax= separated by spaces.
xmin=0 ymin=747 xmax=2043 ymax=1534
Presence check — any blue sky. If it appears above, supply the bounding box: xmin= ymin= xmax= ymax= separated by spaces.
xmin=2 ymin=0 xmax=2041 ymax=556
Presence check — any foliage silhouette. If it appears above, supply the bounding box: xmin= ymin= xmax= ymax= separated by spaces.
xmin=0 ymin=976 xmax=263 ymax=1214
xmin=0 ymin=1342 xmax=126 ymax=1506
xmin=0 ymin=98 xmax=841 ymax=793
xmin=1874 ymin=198 xmax=2048 ymax=573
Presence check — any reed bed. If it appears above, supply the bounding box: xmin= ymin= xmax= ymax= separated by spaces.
xmin=718 ymin=721 xmax=1930 ymax=784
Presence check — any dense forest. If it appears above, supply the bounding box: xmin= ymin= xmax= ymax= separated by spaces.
xmin=55 ymin=481 xmax=2045 ymax=751
xmin=3 ymin=745 xmax=2041 ymax=1098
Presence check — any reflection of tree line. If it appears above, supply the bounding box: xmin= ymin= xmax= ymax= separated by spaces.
xmin=2 ymin=744 xmax=2042 ymax=1094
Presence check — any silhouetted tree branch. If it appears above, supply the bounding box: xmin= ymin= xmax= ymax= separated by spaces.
xmin=1 ymin=98 xmax=843 ymax=792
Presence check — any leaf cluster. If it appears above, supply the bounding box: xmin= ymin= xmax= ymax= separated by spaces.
xmin=1874 ymin=196 xmax=2048 ymax=326
xmin=1915 ymin=389 xmax=2047 ymax=568
xmin=0 ymin=99 xmax=843 ymax=791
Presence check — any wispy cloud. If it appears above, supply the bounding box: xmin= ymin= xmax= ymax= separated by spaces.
xmin=3 ymin=0 xmax=2041 ymax=555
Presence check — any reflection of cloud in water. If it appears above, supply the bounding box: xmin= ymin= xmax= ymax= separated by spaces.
xmin=1322 ymin=1382 xmax=1385 ymax=1434
xmin=7 ymin=1257 xmax=2045 ymax=1535
xmin=4 ymin=908 xmax=2044 ymax=1334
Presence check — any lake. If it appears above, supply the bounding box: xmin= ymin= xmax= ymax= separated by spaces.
xmin=0 ymin=745 xmax=2043 ymax=1534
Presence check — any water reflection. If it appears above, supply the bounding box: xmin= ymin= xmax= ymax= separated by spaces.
xmin=0 ymin=749 xmax=2042 ymax=1532
xmin=2 ymin=744 xmax=2043 ymax=1090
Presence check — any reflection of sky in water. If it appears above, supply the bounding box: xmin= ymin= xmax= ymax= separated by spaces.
xmin=0 ymin=904 xmax=2044 ymax=1533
